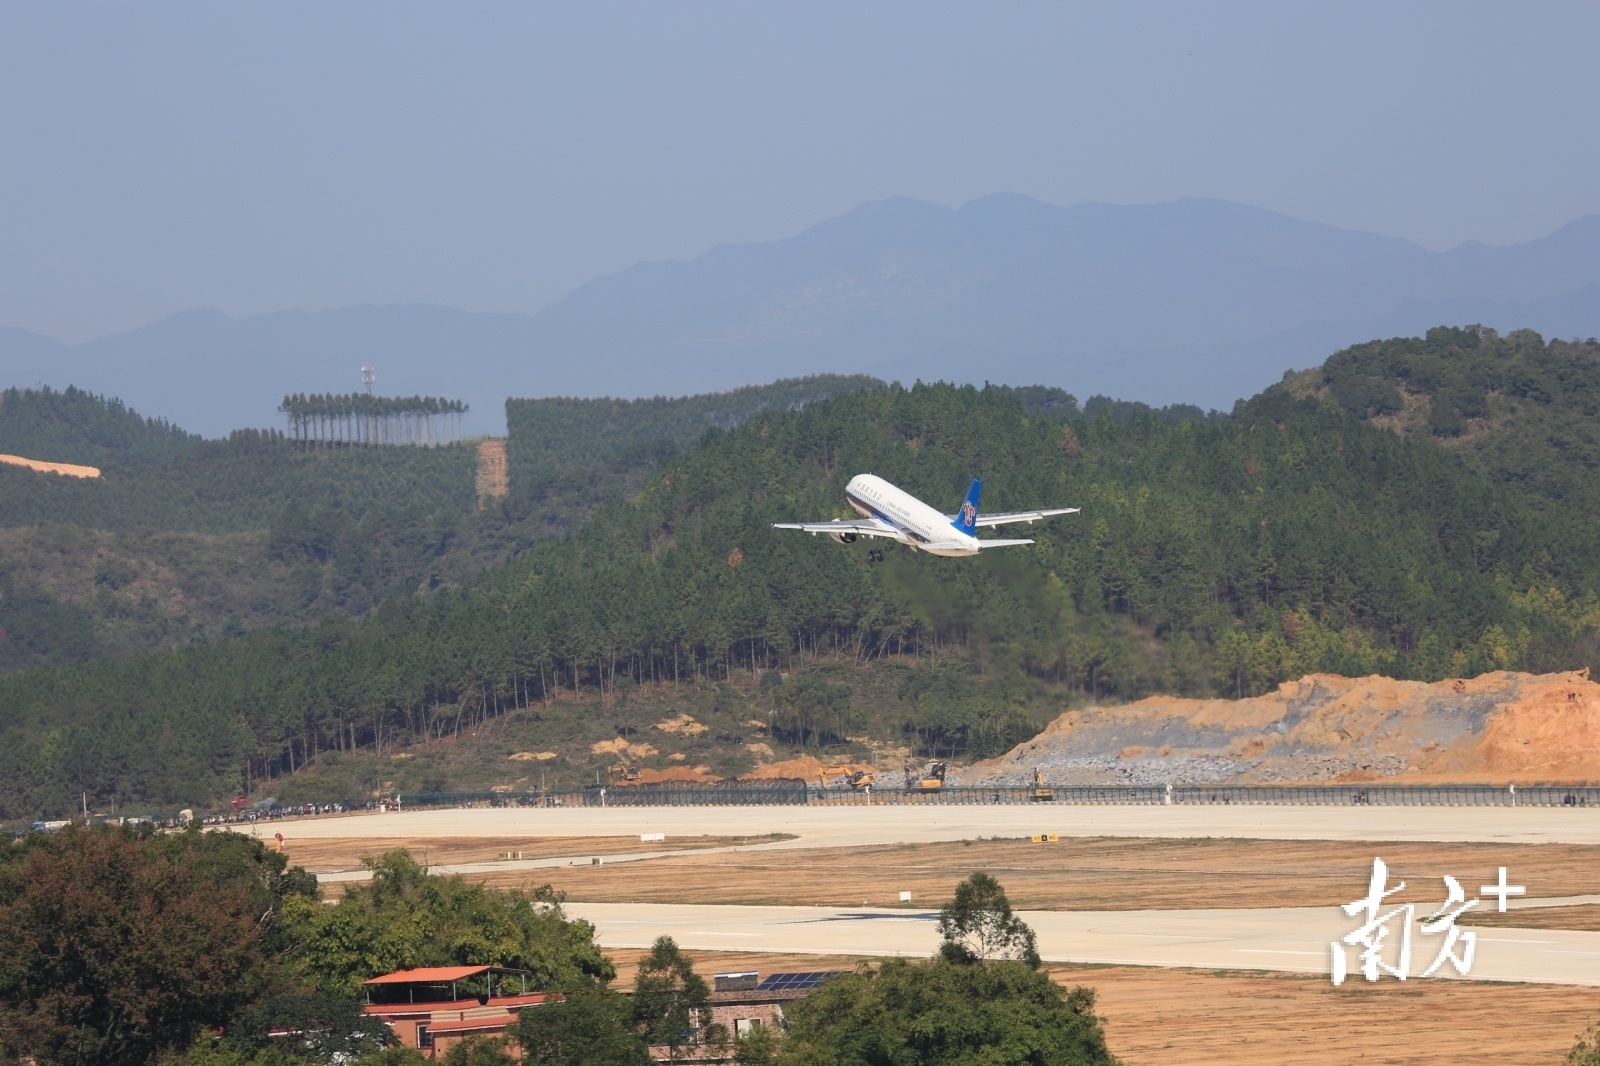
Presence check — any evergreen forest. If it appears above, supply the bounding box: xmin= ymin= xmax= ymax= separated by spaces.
xmin=0 ymin=385 xmax=199 ymax=465
xmin=1240 ymin=325 xmax=1600 ymax=515
xmin=504 ymin=374 xmax=881 ymax=480
xmin=0 ymin=376 xmax=890 ymax=672
xmin=8 ymin=332 xmax=1600 ymax=818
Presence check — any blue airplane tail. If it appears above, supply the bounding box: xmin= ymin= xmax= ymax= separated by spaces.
xmin=951 ymin=478 xmax=982 ymax=535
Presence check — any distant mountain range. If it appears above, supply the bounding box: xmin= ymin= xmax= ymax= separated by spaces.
xmin=3 ymin=195 xmax=1597 ymax=437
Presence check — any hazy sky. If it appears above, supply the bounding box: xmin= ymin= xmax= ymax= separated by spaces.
xmin=2 ymin=2 xmax=1596 ymax=343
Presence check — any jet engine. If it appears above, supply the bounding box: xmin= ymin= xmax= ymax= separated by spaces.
xmin=828 ymin=531 xmax=858 ymax=544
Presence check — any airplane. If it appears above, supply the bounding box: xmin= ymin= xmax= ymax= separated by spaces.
xmin=773 ymin=474 xmax=1078 ymax=559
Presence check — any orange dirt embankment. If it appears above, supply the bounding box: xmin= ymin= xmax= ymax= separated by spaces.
xmin=0 ymin=453 xmax=100 ymax=478
xmin=739 ymin=755 xmax=874 ymax=782
xmin=967 ymin=670 xmax=1600 ymax=786
xmin=627 ymin=766 xmax=720 ymax=784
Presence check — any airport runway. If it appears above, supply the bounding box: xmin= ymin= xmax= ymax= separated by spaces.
xmin=565 ymin=899 xmax=1600 ymax=987
xmin=250 ymin=805 xmax=1600 ymax=985
xmin=246 ymin=802 xmax=1600 ymax=848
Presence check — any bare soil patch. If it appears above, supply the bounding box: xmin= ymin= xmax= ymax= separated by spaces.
xmin=280 ymin=834 xmax=779 ymax=874
xmin=468 ymin=836 xmax=1600 ymax=911
xmin=1060 ymin=963 xmax=1598 ymax=1066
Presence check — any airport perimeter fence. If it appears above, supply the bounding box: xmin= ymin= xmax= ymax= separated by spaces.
xmin=395 ymin=783 xmax=1600 ymax=809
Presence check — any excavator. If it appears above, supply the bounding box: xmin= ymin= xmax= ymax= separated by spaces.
xmin=818 ymin=767 xmax=877 ymax=790
xmin=904 ymin=760 xmax=948 ymax=793
xmin=607 ymin=763 xmax=640 ymax=785
xmin=1031 ymin=768 xmax=1055 ymax=802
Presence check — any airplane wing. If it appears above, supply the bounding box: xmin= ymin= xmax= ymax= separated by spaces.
xmin=916 ymin=537 xmax=1036 ymax=553
xmin=961 ymin=507 xmax=1080 ymax=528
xmin=771 ymin=517 xmax=902 ymax=540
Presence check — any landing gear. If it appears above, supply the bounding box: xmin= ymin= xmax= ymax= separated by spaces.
xmin=867 ymin=548 xmax=885 ymax=563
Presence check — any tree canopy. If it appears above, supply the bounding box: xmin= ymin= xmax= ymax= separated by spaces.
xmin=9 ymin=375 xmax=1600 ymax=816
xmin=937 ymin=872 xmax=1040 ymax=967
xmin=281 ymin=851 xmax=613 ymax=997
xmin=505 ymin=374 xmax=881 ymax=482
xmin=769 ymin=959 xmax=1116 ymax=1066
xmin=0 ymin=825 xmax=315 ymax=1066
xmin=0 ymin=385 xmax=198 ymax=466
xmin=1238 ymin=326 xmax=1600 ymax=516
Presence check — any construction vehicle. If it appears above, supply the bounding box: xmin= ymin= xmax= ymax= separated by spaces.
xmin=607 ymin=763 xmax=640 ymax=785
xmin=904 ymin=760 xmax=948 ymax=792
xmin=818 ymin=767 xmax=877 ymax=790
xmin=1031 ymin=768 xmax=1055 ymax=802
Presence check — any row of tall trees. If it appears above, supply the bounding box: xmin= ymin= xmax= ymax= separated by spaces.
xmin=279 ymin=393 xmax=468 ymax=447
xmin=7 ymin=381 xmax=1600 ymax=817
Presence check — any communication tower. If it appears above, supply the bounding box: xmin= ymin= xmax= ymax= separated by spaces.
xmin=361 ymin=363 xmax=375 ymax=395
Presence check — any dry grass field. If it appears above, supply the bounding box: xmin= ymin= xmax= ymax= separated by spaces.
xmin=1467 ymin=903 xmax=1600 ymax=931
xmin=357 ymin=835 xmax=1600 ymax=912
xmin=604 ymin=948 xmax=1600 ymax=1066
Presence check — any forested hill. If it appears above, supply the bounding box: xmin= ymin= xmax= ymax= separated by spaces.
xmin=0 ymin=425 xmax=490 ymax=671
xmin=7 ymin=378 xmax=1600 ymax=817
xmin=1238 ymin=326 xmax=1600 ymax=516
xmin=0 ymin=385 xmax=199 ymax=464
xmin=0 ymin=376 xmax=885 ymax=673
xmin=505 ymin=373 xmax=881 ymax=481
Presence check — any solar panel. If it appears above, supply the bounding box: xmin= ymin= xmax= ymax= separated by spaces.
xmin=754 ymin=970 xmax=848 ymax=992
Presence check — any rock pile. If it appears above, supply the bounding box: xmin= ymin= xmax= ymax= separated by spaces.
xmin=959 ymin=670 xmax=1600 ymax=787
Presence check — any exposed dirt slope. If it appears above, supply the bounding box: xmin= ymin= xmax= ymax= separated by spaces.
xmin=0 ymin=452 xmax=99 ymax=477
xmin=964 ymin=670 xmax=1600 ymax=786
xmin=739 ymin=755 xmax=874 ymax=782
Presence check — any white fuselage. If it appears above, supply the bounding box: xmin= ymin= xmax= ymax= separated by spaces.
xmin=844 ymin=474 xmax=979 ymax=557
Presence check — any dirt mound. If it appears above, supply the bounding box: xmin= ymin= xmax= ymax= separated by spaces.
xmin=964 ymin=670 xmax=1600 ymax=786
xmin=590 ymin=739 xmax=659 ymax=759
xmin=740 ymin=755 xmax=873 ymax=782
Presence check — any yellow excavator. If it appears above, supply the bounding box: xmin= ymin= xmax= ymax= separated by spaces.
xmin=1031 ymin=768 xmax=1055 ymax=801
xmin=904 ymin=760 xmax=948 ymax=792
xmin=818 ymin=767 xmax=877 ymax=790
xmin=607 ymin=763 xmax=640 ymax=785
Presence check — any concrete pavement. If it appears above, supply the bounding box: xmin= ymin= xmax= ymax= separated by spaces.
xmin=565 ymin=899 xmax=1600 ymax=987
xmin=239 ymin=802 xmax=1600 ymax=848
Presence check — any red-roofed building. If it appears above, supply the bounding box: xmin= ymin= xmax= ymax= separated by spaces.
xmin=362 ymin=965 xmax=553 ymax=1060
